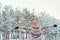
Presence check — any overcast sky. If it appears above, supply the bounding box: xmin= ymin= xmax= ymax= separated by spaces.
xmin=0 ymin=0 xmax=60 ymax=20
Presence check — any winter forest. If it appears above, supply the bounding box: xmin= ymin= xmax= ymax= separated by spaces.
xmin=0 ymin=3 xmax=60 ymax=40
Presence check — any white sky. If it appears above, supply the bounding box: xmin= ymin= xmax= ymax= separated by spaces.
xmin=0 ymin=0 xmax=60 ymax=20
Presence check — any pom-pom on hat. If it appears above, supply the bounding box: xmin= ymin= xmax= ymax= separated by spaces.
xmin=32 ymin=20 xmax=38 ymax=25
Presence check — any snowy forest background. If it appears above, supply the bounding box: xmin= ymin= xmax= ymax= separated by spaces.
xmin=0 ymin=3 xmax=60 ymax=40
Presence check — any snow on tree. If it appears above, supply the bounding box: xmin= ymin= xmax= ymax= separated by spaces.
xmin=0 ymin=3 xmax=60 ymax=40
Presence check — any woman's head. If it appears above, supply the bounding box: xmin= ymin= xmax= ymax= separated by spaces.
xmin=32 ymin=20 xmax=38 ymax=28
xmin=32 ymin=20 xmax=38 ymax=25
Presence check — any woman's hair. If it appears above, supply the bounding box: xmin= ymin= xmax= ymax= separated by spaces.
xmin=32 ymin=20 xmax=38 ymax=25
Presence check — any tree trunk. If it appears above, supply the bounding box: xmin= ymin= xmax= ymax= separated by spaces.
xmin=5 ymin=29 xmax=9 ymax=40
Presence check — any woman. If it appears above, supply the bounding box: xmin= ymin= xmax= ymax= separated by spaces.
xmin=29 ymin=20 xmax=43 ymax=40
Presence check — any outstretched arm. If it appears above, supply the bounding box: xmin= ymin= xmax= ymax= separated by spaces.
xmin=18 ymin=26 xmax=31 ymax=33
